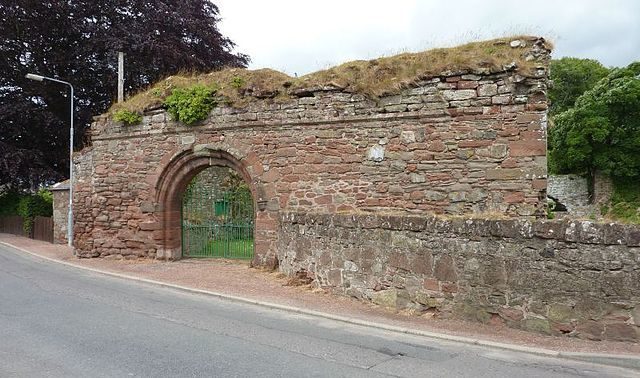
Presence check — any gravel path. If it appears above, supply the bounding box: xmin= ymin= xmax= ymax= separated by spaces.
xmin=2 ymin=233 xmax=639 ymax=358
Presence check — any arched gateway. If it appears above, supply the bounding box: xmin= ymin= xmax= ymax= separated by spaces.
xmin=154 ymin=147 xmax=268 ymax=262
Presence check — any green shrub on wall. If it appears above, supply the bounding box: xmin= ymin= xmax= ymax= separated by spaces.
xmin=113 ymin=109 xmax=143 ymax=125
xmin=164 ymin=85 xmax=217 ymax=125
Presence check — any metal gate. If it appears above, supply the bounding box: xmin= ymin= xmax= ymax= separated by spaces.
xmin=181 ymin=174 xmax=254 ymax=259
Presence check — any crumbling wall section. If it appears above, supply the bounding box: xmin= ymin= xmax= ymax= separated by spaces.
xmin=547 ymin=174 xmax=592 ymax=216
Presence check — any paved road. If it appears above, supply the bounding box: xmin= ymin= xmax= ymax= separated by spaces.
xmin=0 ymin=244 xmax=635 ymax=378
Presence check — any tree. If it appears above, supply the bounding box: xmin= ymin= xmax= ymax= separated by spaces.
xmin=549 ymin=58 xmax=610 ymax=115
xmin=0 ymin=1 xmax=248 ymax=191
xmin=548 ymin=62 xmax=640 ymax=179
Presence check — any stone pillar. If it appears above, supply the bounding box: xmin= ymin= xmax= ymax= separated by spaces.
xmin=593 ymin=171 xmax=613 ymax=205
xmin=49 ymin=181 xmax=70 ymax=244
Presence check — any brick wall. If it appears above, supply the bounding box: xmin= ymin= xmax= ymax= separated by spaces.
xmin=593 ymin=171 xmax=614 ymax=206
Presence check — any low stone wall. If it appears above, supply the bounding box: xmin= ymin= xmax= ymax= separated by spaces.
xmin=279 ymin=212 xmax=640 ymax=342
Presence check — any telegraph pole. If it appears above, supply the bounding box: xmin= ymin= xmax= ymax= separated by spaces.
xmin=118 ymin=52 xmax=124 ymax=103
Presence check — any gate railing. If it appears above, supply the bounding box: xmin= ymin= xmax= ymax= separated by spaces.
xmin=182 ymin=187 xmax=255 ymax=259
xmin=182 ymin=222 xmax=254 ymax=259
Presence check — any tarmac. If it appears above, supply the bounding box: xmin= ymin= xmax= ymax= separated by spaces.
xmin=1 ymin=233 xmax=639 ymax=372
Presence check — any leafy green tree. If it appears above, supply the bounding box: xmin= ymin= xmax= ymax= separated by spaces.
xmin=549 ymin=58 xmax=610 ymax=115
xmin=548 ymin=62 xmax=640 ymax=179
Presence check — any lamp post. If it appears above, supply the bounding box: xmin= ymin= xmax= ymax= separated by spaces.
xmin=25 ymin=73 xmax=74 ymax=249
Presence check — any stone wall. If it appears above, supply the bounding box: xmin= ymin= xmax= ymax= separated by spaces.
xmin=279 ymin=212 xmax=640 ymax=342
xmin=67 ymin=37 xmax=640 ymax=341
xmin=74 ymin=38 xmax=551 ymax=260
xmin=547 ymin=174 xmax=591 ymax=216
xmin=593 ymin=171 xmax=614 ymax=206
xmin=49 ymin=181 xmax=69 ymax=244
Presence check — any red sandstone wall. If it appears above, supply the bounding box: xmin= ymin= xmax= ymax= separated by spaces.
xmin=74 ymin=55 xmax=550 ymax=259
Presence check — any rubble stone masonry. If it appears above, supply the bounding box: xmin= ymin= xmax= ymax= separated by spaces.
xmin=70 ymin=38 xmax=640 ymax=341
xmin=75 ymin=41 xmax=550 ymax=261
xmin=279 ymin=212 xmax=640 ymax=342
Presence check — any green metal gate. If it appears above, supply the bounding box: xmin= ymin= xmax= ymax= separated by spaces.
xmin=181 ymin=176 xmax=254 ymax=259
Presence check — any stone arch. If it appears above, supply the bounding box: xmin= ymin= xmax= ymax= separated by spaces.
xmin=154 ymin=146 xmax=268 ymax=262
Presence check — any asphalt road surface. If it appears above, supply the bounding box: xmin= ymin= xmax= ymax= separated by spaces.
xmin=0 ymin=244 xmax=635 ymax=378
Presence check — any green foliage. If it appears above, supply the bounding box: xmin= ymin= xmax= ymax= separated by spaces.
xmin=611 ymin=176 xmax=640 ymax=203
xmin=217 ymin=170 xmax=253 ymax=223
xmin=607 ymin=202 xmax=640 ymax=224
xmin=546 ymin=200 xmax=556 ymax=219
xmin=549 ymin=62 xmax=640 ymax=178
xmin=601 ymin=176 xmax=640 ymax=224
xmin=15 ymin=190 xmax=54 ymax=235
xmin=549 ymin=58 xmax=610 ymax=115
xmin=164 ymin=85 xmax=217 ymax=125
xmin=0 ymin=191 xmax=21 ymax=216
xmin=230 ymin=76 xmax=245 ymax=89
xmin=599 ymin=176 xmax=640 ymax=224
xmin=113 ymin=109 xmax=143 ymax=125
xmin=205 ymin=239 xmax=253 ymax=257
xmin=150 ymin=88 xmax=164 ymax=97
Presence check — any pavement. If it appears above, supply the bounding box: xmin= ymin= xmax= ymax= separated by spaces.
xmin=1 ymin=233 xmax=640 ymax=373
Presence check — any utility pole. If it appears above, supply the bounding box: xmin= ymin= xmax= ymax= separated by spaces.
xmin=118 ymin=52 xmax=124 ymax=103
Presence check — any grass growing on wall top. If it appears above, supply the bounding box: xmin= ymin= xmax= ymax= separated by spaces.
xmin=110 ymin=35 xmax=552 ymax=115
xmin=112 ymin=109 xmax=143 ymax=125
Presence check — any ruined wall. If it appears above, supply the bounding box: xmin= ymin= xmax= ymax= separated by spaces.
xmin=593 ymin=171 xmax=614 ymax=206
xmin=279 ymin=212 xmax=640 ymax=342
xmin=547 ymin=174 xmax=591 ymax=216
xmin=74 ymin=44 xmax=550 ymax=259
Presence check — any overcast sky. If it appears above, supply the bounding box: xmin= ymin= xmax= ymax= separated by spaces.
xmin=215 ymin=0 xmax=639 ymax=76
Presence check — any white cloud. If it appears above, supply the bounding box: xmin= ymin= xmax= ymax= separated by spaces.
xmin=215 ymin=0 xmax=640 ymax=75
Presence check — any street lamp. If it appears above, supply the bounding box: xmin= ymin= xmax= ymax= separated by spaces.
xmin=26 ymin=73 xmax=74 ymax=250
